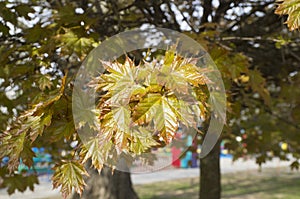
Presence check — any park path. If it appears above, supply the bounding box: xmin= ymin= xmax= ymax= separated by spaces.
xmin=131 ymin=157 xmax=291 ymax=184
xmin=0 ymin=157 xmax=292 ymax=199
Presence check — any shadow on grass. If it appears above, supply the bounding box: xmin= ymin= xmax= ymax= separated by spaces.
xmin=222 ymin=175 xmax=300 ymax=199
xmin=135 ymin=169 xmax=300 ymax=199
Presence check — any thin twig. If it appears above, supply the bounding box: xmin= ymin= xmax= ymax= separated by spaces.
xmin=220 ymin=36 xmax=281 ymax=42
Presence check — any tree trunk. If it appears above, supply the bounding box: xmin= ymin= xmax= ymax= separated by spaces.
xmin=199 ymin=140 xmax=221 ymax=199
xmin=72 ymin=166 xmax=139 ymax=199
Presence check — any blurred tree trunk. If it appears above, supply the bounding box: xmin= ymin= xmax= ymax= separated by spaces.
xmin=199 ymin=140 xmax=221 ymax=199
xmin=72 ymin=166 xmax=138 ymax=199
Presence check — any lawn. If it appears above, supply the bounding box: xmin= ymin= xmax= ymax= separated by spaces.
xmin=134 ymin=167 xmax=300 ymax=199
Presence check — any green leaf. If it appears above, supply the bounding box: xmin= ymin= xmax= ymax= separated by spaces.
xmin=97 ymin=57 xmax=138 ymax=105
xmin=0 ymin=131 xmax=35 ymax=172
xmin=210 ymin=45 xmax=249 ymax=80
xmin=14 ymin=4 xmax=35 ymax=20
xmin=80 ymin=137 xmax=104 ymax=173
xmin=128 ymin=126 xmax=158 ymax=154
xmin=52 ymin=161 xmax=89 ymax=199
xmin=157 ymin=67 xmax=189 ymax=94
xmin=25 ymin=24 xmax=52 ymax=43
xmin=0 ymin=22 xmax=9 ymax=35
xmin=72 ymin=88 xmax=100 ymax=129
xmin=12 ymin=64 xmax=35 ymax=77
xmin=291 ymin=160 xmax=299 ymax=170
xmin=163 ymin=48 xmax=175 ymax=66
xmin=57 ymin=30 xmax=97 ymax=59
xmin=158 ymin=55 xmax=209 ymax=94
xmin=0 ymin=4 xmax=18 ymax=25
xmin=20 ymin=140 xmax=36 ymax=169
xmin=100 ymin=110 xmax=129 ymax=154
xmin=48 ymin=119 xmax=76 ymax=140
xmin=249 ymin=70 xmax=271 ymax=106
xmin=133 ymin=93 xmax=178 ymax=143
xmin=291 ymin=105 xmax=300 ymax=121
xmin=112 ymin=105 xmax=131 ymax=132
xmin=3 ymin=174 xmax=39 ymax=195
xmin=167 ymin=95 xmax=202 ymax=128
xmin=38 ymin=75 xmax=53 ymax=91
xmin=0 ymin=75 xmax=67 ymax=172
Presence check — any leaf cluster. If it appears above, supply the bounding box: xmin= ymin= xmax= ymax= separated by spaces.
xmin=82 ymin=49 xmax=210 ymax=168
xmin=275 ymin=0 xmax=300 ymax=31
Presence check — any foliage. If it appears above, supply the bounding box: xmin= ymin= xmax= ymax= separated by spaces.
xmin=77 ymin=52 xmax=209 ymax=175
xmin=52 ymin=160 xmax=89 ymax=198
xmin=0 ymin=75 xmax=67 ymax=172
xmin=0 ymin=168 xmax=39 ymax=195
xmin=0 ymin=0 xmax=299 ymax=198
xmin=275 ymin=0 xmax=300 ymax=31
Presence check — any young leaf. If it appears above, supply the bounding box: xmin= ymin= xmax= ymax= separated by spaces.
xmin=80 ymin=137 xmax=104 ymax=173
xmin=112 ymin=105 xmax=131 ymax=133
xmin=0 ymin=131 xmax=35 ymax=172
xmin=0 ymin=75 xmax=67 ymax=172
xmin=47 ymin=119 xmax=76 ymax=140
xmin=38 ymin=75 xmax=53 ymax=91
xmin=158 ymin=56 xmax=208 ymax=94
xmin=275 ymin=0 xmax=300 ymax=31
xmin=133 ymin=93 xmax=178 ymax=143
xmin=89 ymin=49 xmax=210 ymax=169
xmin=56 ymin=30 xmax=97 ymax=59
xmin=52 ymin=161 xmax=89 ymax=199
xmin=128 ymin=126 xmax=158 ymax=154
xmin=99 ymin=57 xmax=138 ymax=105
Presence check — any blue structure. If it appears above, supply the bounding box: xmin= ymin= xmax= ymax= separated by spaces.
xmin=18 ymin=147 xmax=53 ymax=175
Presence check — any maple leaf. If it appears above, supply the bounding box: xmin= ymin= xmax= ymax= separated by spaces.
xmin=275 ymin=0 xmax=300 ymax=31
xmin=80 ymin=137 xmax=104 ymax=173
xmin=157 ymin=51 xmax=210 ymax=94
xmin=0 ymin=74 xmax=67 ymax=173
xmin=133 ymin=93 xmax=178 ymax=143
xmin=52 ymin=161 xmax=89 ymax=199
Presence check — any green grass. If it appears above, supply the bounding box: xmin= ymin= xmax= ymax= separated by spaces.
xmin=135 ymin=178 xmax=199 ymax=199
xmin=134 ymin=168 xmax=300 ymax=199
